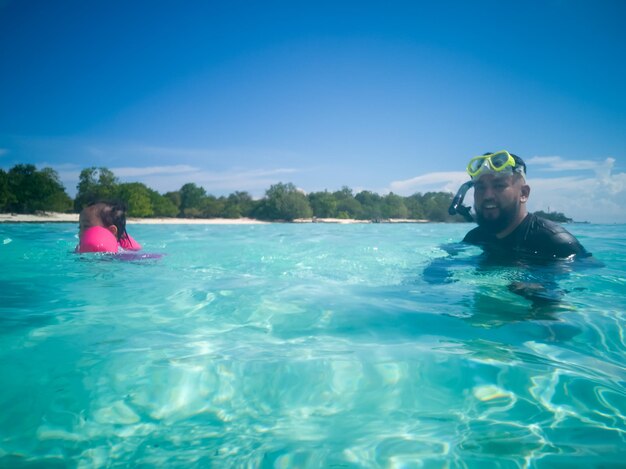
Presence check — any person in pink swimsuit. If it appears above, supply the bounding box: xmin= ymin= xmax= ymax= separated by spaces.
xmin=77 ymin=201 xmax=142 ymax=253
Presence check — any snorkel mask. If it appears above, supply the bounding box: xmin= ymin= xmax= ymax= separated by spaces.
xmin=448 ymin=150 xmax=527 ymax=222
xmin=466 ymin=150 xmax=526 ymax=181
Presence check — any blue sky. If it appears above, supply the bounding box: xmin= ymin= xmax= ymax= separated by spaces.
xmin=1 ymin=0 xmax=625 ymax=222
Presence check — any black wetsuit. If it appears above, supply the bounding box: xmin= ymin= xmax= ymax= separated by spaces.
xmin=463 ymin=213 xmax=590 ymax=261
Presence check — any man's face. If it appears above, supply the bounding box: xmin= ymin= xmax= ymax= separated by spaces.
xmin=473 ymin=173 xmax=527 ymax=233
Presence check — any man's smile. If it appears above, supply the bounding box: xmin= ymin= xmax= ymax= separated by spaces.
xmin=481 ymin=202 xmax=499 ymax=215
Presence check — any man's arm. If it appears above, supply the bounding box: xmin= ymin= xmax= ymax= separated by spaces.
xmin=422 ymin=242 xmax=475 ymax=284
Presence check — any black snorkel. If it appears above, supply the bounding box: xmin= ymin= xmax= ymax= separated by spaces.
xmin=448 ymin=180 xmax=474 ymax=222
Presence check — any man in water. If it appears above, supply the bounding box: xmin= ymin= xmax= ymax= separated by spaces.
xmin=425 ymin=151 xmax=593 ymax=308
xmin=462 ymin=150 xmax=589 ymax=260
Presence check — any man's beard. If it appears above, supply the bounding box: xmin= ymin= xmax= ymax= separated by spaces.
xmin=475 ymin=201 xmax=518 ymax=234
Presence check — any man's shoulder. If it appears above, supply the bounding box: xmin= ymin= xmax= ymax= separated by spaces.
xmin=530 ymin=213 xmax=568 ymax=233
xmin=462 ymin=226 xmax=486 ymax=245
xmin=529 ymin=214 xmax=576 ymax=241
xmin=527 ymin=213 xmax=590 ymax=258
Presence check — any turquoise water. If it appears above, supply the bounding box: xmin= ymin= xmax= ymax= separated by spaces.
xmin=0 ymin=222 xmax=624 ymax=468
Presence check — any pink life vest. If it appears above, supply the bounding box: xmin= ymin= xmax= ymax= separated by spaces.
xmin=76 ymin=226 xmax=142 ymax=253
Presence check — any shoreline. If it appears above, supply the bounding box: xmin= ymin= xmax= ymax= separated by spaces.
xmin=0 ymin=213 xmax=430 ymax=225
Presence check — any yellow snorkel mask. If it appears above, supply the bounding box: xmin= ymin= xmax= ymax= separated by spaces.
xmin=467 ymin=150 xmax=526 ymax=180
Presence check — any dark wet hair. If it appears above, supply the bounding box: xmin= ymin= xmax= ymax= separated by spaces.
xmin=510 ymin=153 xmax=527 ymax=176
xmin=88 ymin=200 xmax=129 ymax=242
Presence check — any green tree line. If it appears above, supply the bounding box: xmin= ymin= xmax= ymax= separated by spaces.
xmin=0 ymin=164 xmax=73 ymax=213
xmin=1 ymin=164 xmax=466 ymax=222
xmin=534 ymin=210 xmax=572 ymax=223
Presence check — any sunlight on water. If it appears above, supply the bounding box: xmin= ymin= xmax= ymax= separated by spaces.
xmin=0 ymin=222 xmax=625 ymax=467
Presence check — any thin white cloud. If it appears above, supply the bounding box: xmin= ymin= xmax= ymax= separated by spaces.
xmin=125 ymin=145 xmax=220 ymax=159
xmin=85 ymin=146 xmax=107 ymax=157
xmin=133 ymin=167 xmax=299 ymax=196
xmin=112 ymin=165 xmax=198 ymax=177
xmin=527 ymin=155 xmax=615 ymax=174
xmin=83 ymin=144 xmax=216 ymax=159
xmin=389 ymin=171 xmax=469 ymax=195
xmin=86 ymin=144 xmax=303 ymax=164
xmin=44 ymin=163 xmax=300 ymax=198
xmin=5 ymin=137 xmax=304 ymax=169
xmin=35 ymin=139 xmax=305 ymax=197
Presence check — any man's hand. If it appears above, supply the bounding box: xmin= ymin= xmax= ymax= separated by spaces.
xmin=508 ymin=281 xmax=563 ymax=303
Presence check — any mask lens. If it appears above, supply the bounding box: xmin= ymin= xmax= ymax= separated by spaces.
xmin=468 ymin=156 xmax=488 ymax=175
xmin=490 ymin=151 xmax=512 ymax=170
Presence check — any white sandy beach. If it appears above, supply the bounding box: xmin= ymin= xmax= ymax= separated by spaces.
xmin=0 ymin=212 xmax=80 ymax=223
xmin=0 ymin=213 xmax=429 ymax=224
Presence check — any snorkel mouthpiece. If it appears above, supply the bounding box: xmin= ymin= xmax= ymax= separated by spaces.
xmin=448 ymin=180 xmax=474 ymax=222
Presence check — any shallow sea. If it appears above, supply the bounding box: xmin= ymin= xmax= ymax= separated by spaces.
xmin=0 ymin=222 xmax=624 ymax=468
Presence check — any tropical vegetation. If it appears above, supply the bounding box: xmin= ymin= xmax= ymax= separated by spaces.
xmin=0 ymin=164 xmax=73 ymax=214
xmin=0 ymin=163 xmax=568 ymax=223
